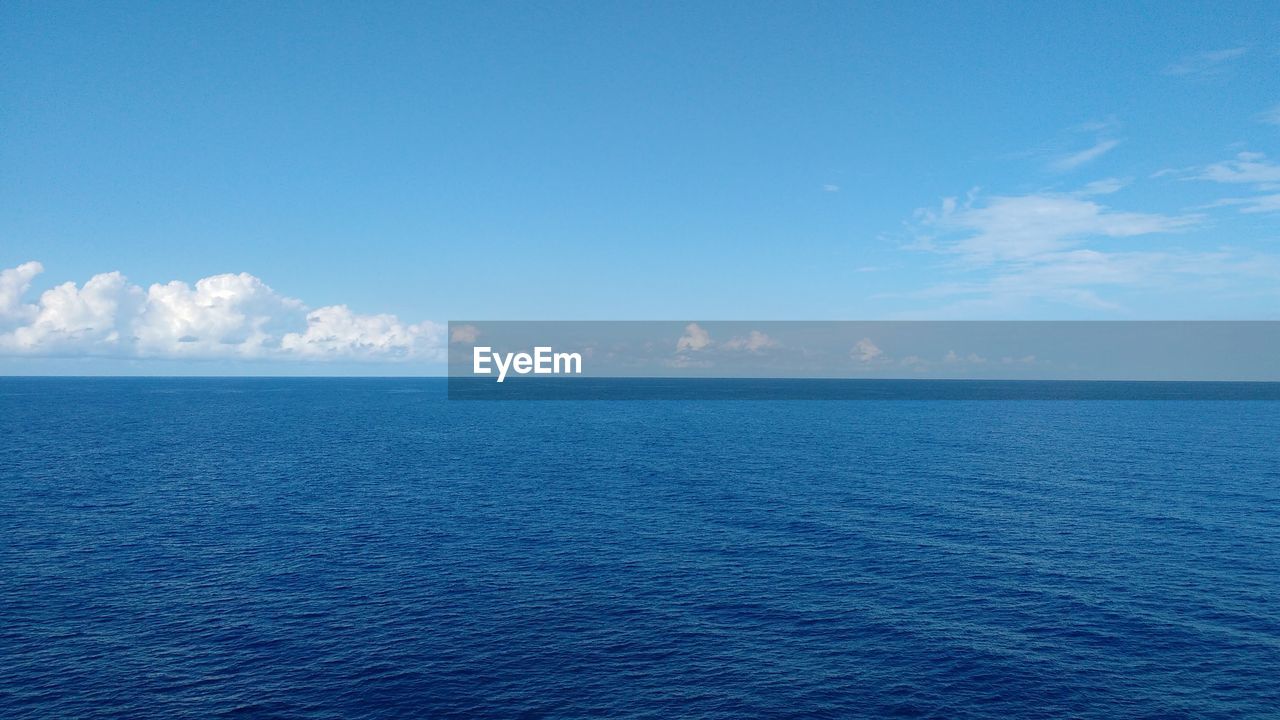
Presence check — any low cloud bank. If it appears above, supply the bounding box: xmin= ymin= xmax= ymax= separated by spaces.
xmin=0 ymin=262 xmax=443 ymax=362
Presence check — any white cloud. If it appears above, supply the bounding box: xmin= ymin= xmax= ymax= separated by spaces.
xmin=823 ymin=184 xmax=840 ymax=192
xmin=7 ymin=272 xmax=142 ymax=354
xmin=722 ymin=330 xmax=777 ymax=352
xmin=895 ymin=248 xmax=1280 ymax=316
xmin=1234 ymin=194 xmax=1280 ymax=214
xmin=1030 ymin=119 xmax=1121 ymax=173
xmin=1050 ymin=139 xmax=1120 ymax=172
xmin=1203 ymin=193 xmax=1280 ymax=214
xmin=895 ymin=351 xmax=991 ymax=372
xmin=913 ymin=189 xmax=1199 ymax=264
xmin=450 ymin=324 xmax=481 ymax=344
xmin=133 ymin=273 xmax=304 ymax=358
xmin=0 ymin=262 xmax=443 ymax=362
xmin=851 ymin=337 xmax=882 ymax=363
xmin=675 ymin=322 xmax=712 ymax=352
xmin=1194 ymin=151 xmax=1280 ymax=184
xmin=1182 ymin=152 xmax=1280 ymax=216
xmin=900 ymin=181 xmax=1279 ymax=314
xmin=1073 ymin=119 xmax=1120 ymax=134
xmin=1163 ymin=47 xmax=1248 ymax=77
xmin=0 ymin=261 xmax=43 ymax=327
xmin=1075 ymin=178 xmax=1128 ymax=196
xmin=664 ymin=354 xmax=713 ymax=369
xmin=1257 ymin=104 xmax=1280 ymax=126
xmin=281 ymin=306 xmax=439 ymax=359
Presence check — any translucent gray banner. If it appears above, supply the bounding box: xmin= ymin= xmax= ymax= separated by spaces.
xmin=446 ymin=321 xmax=1280 ymax=400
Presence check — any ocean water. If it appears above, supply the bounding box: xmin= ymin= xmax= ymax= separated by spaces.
xmin=2 ymin=378 xmax=1278 ymax=719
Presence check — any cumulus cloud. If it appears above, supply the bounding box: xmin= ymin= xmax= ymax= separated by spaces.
xmin=851 ymin=338 xmax=883 ymax=363
xmin=281 ymin=306 xmax=436 ymax=359
xmin=866 ymin=349 xmax=1008 ymax=373
xmin=131 ymin=273 xmax=303 ymax=358
xmin=673 ymin=325 xmax=777 ymax=354
xmin=7 ymin=271 xmax=143 ymax=354
xmin=676 ymin=322 xmax=712 ymax=352
xmin=0 ymin=261 xmax=43 ymax=327
xmin=0 ymin=262 xmax=443 ymax=362
xmin=450 ymin=324 xmax=481 ymax=344
xmin=722 ymin=330 xmax=777 ymax=352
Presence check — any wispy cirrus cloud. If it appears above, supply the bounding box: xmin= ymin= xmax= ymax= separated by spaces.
xmin=1178 ymin=151 xmax=1280 ymax=215
xmin=1031 ymin=119 xmax=1122 ymax=173
xmin=891 ymin=248 xmax=1280 ymax=316
xmin=1207 ymin=194 xmax=1280 ymax=214
xmin=911 ymin=189 xmax=1199 ymax=264
xmin=898 ymin=181 xmax=1278 ymax=314
xmin=1194 ymin=151 xmax=1280 ymax=184
xmin=1163 ymin=47 xmax=1248 ymax=77
xmin=1075 ymin=177 xmax=1130 ymax=196
xmin=0 ymin=262 xmax=443 ymax=361
xmin=1050 ymin=138 xmax=1121 ymax=172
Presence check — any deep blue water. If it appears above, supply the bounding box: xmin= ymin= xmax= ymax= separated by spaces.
xmin=2 ymin=378 xmax=1279 ymax=719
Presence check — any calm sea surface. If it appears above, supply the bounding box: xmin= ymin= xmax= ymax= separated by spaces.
xmin=2 ymin=378 xmax=1278 ymax=719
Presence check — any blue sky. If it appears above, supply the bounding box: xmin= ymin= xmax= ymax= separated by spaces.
xmin=2 ymin=1 xmax=1278 ymax=372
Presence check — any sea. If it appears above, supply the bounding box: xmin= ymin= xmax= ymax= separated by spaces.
xmin=2 ymin=377 xmax=1278 ymax=719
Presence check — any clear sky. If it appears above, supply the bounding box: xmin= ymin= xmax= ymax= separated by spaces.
xmin=2 ymin=1 xmax=1278 ymax=373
